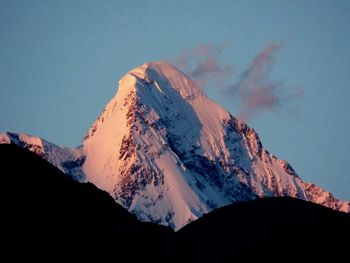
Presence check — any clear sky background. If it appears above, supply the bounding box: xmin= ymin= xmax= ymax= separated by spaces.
xmin=1 ymin=0 xmax=349 ymax=199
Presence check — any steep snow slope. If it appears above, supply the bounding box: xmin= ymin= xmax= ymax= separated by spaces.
xmin=0 ymin=132 xmax=85 ymax=181
xmin=1 ymin=61 xmax=348 ymax=229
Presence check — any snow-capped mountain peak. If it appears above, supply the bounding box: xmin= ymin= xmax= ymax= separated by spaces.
xmin=1 ymin=61 xmax=349 ymax=230
xmin=80 ymin=61 xmax=349 ymax=229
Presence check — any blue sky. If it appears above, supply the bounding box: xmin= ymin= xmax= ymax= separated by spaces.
xmin=1 ymin=0 xmax=349 ymax=199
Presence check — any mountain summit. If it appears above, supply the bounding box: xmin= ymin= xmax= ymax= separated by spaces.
xmin=1 ymin=61 xmax=349 ymax=230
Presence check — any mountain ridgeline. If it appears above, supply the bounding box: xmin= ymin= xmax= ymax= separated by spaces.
xmin=1 ymin=61 xmax=349 ymax=230
xmin=2 ymin=144 xmax=349 ymax=261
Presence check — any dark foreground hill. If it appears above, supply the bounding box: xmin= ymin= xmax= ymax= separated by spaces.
xmin=176 ymin=196 xmax=350 ymax=262
xmin=1 ymin=144 xmax=349 ymax=261
xmin=1 ymin=144 xmax=172 ymax=260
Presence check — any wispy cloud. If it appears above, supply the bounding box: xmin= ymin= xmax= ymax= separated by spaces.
xmin=173 ymin=44 xmax=233 ymax=90
xmin=232 ymin=43 xmax=283 ymax=120
xmin=172 ymin=43 xmax=302 ymax=121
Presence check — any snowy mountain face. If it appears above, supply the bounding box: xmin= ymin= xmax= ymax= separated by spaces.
xmin=0 ymin=132 xmax=85 ymax=182
xmin=1 ymin=61 xmax=349 ymax=230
